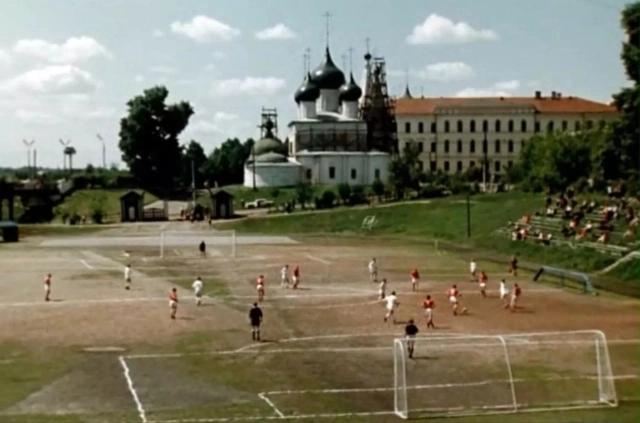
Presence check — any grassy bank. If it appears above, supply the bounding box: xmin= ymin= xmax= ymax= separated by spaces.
xmin=57 ymin=188 xmax=158 ymax=222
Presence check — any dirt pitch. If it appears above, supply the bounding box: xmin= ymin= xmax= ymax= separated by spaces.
xmin=0 ymin=226 xmax=638 ymax=423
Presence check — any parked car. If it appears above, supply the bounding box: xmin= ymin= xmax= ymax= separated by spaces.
xmin=245 ymin=198 xmax=274 ymax=209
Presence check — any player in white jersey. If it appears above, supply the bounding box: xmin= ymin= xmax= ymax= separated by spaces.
xmin=469 ymin=259 xmax=477 ymax=281
xmin=378 ymin=278 xmax=387 ymax=300
xmin=281 ymin=265 xmax=290 ymax=288
xmin=192 ymin=277 xmax=204 ymax=306
xmin=368 ymin=258 xmax=378 ymax=283
xmin=499 ymin=279 xmax=510 ymax=308
xmin=383 ymin=291 xmax=399 ymax=323
xmin=124 ymin=264 xmax=132 ymax=290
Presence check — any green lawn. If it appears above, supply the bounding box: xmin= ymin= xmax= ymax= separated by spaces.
xmin=56 ymin=188 xmax=158 ymax=222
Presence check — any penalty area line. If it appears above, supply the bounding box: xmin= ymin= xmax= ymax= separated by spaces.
xmin=305 ymin=254 xmax=331 ymax=264
xmin=257 ymin=393 xmax=285 ymax=418
xmin=148 ymin=410 xmax=394 ymax=423
xmin=80 ymin=260 xmax=94 ymax=270
xmin=118 ymin=356 xmax=148 ymax=423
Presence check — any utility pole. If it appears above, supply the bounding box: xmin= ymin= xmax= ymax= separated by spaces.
xmin=191 ymin=158 xmax=196 ymax=206
xmin=466 ymin=193 xmax=472 ymax=238
xmin=252 ymin=145 xmax=257 ymax=191
xmin=96 ymin=134 xmax=106 ymax=169
xmin=22 ymin=139 xmax=35 ymax=179
xmin=482 ymin=128 xmax=488 ymax=190
xmin=59 ymin=139 xmax=71 ymax=174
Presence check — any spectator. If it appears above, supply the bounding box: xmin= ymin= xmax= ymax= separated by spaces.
xmin=597 ymin=231 xmax=610 ymax=244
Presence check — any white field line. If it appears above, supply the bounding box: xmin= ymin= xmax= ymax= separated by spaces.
xmin=149 ymin=411 xmax=394 ymax=423
xmin=0 ymin=297 xmax=173 ymax=308
xmin=79 ymin=260 xmax=94 ymax=270
xmin=257 ymin=393 xmax=285 ymax=418
xmin=118 ymin=356 xmax=148 ymax=423
xmin=305 ymin=254 xmax=331 ymax=264
xmin=264 ymin=374 xmax=639 ymax=396
xmin=0 ymin=359 xmax=16 ymax=364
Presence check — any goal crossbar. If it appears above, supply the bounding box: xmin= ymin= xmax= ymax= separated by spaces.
xmin=159 ymin=230 xmax=236 ymax=258
xmin=393 ymin=330 xmax=617 ymax=420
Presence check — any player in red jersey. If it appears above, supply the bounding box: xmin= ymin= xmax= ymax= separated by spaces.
xmin=510 ymin=283 xmax=521 ymax=312
xmin=478 ymin=270 xmax=488 ymax=297
xmin=292 ymin=266 xmax=300 ymax=289
xmin=169 ymin=288 xmax=178 ymax=319
xmin=410 ymin=268 xmax=420 ymax=292
xmin=256 ymin=275 xmax=265 ymax=302
xmin=422 ymin=295 xmax=435 ymax=329
xmin=447 ymin=284 xmax=466 ymax=316
xmin=44 ymin=273 xmax=52 ymax=302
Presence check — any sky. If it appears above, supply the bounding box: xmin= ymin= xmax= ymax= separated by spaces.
xmin=0 ymin=0 xmax=632 ymax=169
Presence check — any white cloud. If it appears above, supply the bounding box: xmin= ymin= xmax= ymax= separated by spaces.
xmin=213 ymin=111 xmax=238 ymax=121
xmin=255 ymin=24 xmax=296 ymax=40
xmin=148 ymin=66 xmax=177 ymax=74
xmin=187 ymin=111 xmax=241 ymax=136
xmin=416 ymin=62 xmax=475 ymax=82
xmin=204 ymin=64 xmax=217 ymax=71
xmin=213 ymin=77 xmax=285 ymax=96
xmin=13 ymin=36 xmax=111 ymax=64
xmin=455 ymin=80 xmax=522 ymax=97
xmin=15 ymin=109 xmax=60 ymax=125
xmin=406 ymin=14 xmax=498 ymax=45
xmin=134 ymin=74 xmax=145 ymax=82
xmin=0 ymin=65 xmax=98 ymax=95
xmin=0 ymin=49 xmax=12 ymax=67
xmin=152 ymin=29 xmax=164 ymax=38
xmin=213 ymin=51 xmax=226 ymax=59
xmin=170 ymin=15 xmax=241 ymax=42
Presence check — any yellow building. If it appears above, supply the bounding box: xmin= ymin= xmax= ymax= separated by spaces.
xmin=394 ymin=91 xmax=618 ymax=177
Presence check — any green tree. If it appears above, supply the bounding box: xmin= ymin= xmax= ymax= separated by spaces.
xmin=118 ymin=86 xmax=194 ymax=190
xmin=295 ymin=183 xmax=313 ymax=209
xmin=182 ymin=140 xmax=207 ymax=188
xmin=371 ymin=178 xmax=385 ymax=201
xmin=388 ymin=143 xmax=422 ymax=199
xmin=337 ymin=183 xmax=351 ymax=204
xmin=203 ymin=138 xmax=254 ymax=186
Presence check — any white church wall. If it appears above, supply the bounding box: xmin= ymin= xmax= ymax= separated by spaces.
xmin=296 ymin=153 xmax=389 ymax=186
xmin=342 ymin=101 xmax=359 ymax=119
xmin=318 ymin=89 xmax=340 ymax=113
xmin=243 ymin=164 xmax=303 ymax=188
xmin=297 ymin=102 xmax=316 ymax=119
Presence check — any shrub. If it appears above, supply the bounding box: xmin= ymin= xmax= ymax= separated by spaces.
xmin=337 ymin=183 xmax=351 ymax=204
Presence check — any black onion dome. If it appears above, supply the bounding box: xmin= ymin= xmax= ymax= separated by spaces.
xmin=294 ymin=72 xmax=320 ymax=103
xmin=339 ymin=72 xmax=362 ymax=102
xmin=310 ymin=47 xmax=346 ymax=90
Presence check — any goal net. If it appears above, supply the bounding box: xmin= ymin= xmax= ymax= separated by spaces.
xmin=160 ymin=230 xmax=236 ymax=258
xmin=393 ymin=330 xmax=616 ymax=420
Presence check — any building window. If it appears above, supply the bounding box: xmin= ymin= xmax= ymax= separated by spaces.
xmin=495 ymin=139 xmax=501 ymax=153
xmin=482 ymin=120 xmax=488 ymax=132
xmin=351 ymin=169 xmax=357 ymax=180
xmin=429 ymin=161 xmax=437 ymax=172
xmin=457 ymin=120 xmax=463 ymax=132
xmin=508 ymin=120 xmax=514 ymax=132
xmin=430 ymin=122 xmax=436 ymax=133
xmin=374 ymin=169 xmax=380 ymax=179
xmin=508 ymin=140 xmax=514 ymax=153
xmin=444 ymin=120 xmax=450 ymax=133
xmin=494 ymin=161 xmax=502 ymax=173
xmin=306 ymin=169 xmax=312 ymax=180
xmin=430 ymin=142 xmax=437 ymax=153
xmin=507 ymin=161 xmax=514 ymax=168
xmin=457 ymin=161 xmax=463 ymax=172
xmin=521 ymin=120 xmax=527 ymax=132
xmin=444 ymin=161 xmax=450 ymax=172
xmin=329 ymin=166 xmax=336 ymax=179
xmin=470 ymin=160 xmax=476 ymax=167
xmin=495 ymin=120 xmax=501 ymax=132
xmin=405 ymin=122 xmax=411 ymax=133
xmin=456 ymin=140 xmax=462 ymax=153
xmin=444 ymin=140 xmax=450 ymax=153
xmin=470 ymin=120 xmax=476 ymax=133
xmin=562 ymin=120 xmax=568 ymax=131
xmin=575 ymin=121 xmax=581 ymax=131
xmin=547 ymin=121 xmax=554 ymax=132
xmin=586 ymin=120 xmax=593 ymax=129
xmin=534 ymin=121 xmax=541 ymax=133
xmin=470 ymin=139 xmax=476 ymax=153
xmin=418 ymin=122 xmax=424 ymax=133
xmin=482 ymin=139 xmax=488 ymax=153
xmin=417 ymin=142 xmax=424 ymax=152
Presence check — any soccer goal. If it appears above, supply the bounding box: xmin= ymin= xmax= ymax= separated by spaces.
xmin=159 ymin=230 xmax=236 ymax=258
xmin=393 ymin=330 xmax=617 ymax=420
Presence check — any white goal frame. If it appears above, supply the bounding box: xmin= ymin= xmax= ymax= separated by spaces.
xmin=393 ymin=330 xmax=617 ymax=420
xmin=159 ymin=230 xmax=237 ymax=258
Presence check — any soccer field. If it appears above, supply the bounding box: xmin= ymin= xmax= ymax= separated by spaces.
xmin=0 ymin=227 xmax=638 ymax=423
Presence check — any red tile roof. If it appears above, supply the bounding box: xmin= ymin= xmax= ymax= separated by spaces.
xmin=393 ymin=96 xmax=618 ymax=115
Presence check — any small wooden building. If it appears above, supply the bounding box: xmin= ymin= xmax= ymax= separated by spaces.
xmin=0 ymin=220 xmax=19 ymax=242
xmin=120 ymin=191 xmax=144 ymax=222
xmin=209 ymin=189 xmax=234 ymax=219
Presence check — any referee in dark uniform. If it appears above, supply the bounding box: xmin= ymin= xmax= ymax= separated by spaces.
xmin=249 ymin=303 xmax=263 ymax=342
xmin=405 ymin=319 xmax=419 ymax=359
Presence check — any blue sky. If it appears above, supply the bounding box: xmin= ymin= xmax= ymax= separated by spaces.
xmin=0 ymin=0 xmax=631 ymax=168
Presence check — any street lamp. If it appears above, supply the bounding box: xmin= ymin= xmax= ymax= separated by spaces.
xmin=22 ymin=139 xmax=35 ymax=179
xmin=96 ymin=134 xmax=106 ymax=169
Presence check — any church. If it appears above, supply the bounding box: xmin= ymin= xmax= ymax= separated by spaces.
xmin=244 ymin=42 xmax=397 ymax=188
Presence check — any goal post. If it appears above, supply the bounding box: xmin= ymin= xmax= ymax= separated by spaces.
xmin=159 ymin=230 xmax=237 ymax=258
xmin=393 ymin=330 xmax=617 ymax=420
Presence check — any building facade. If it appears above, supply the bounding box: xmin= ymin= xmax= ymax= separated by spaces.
xmin=394 ymin=91 xmax=618 ymax=177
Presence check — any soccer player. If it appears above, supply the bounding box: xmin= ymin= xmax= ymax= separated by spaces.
xmin=470 ymin=259 xmax=478 ymax=281
xmin=280 ymin=264 xmax=290 ymax=288
xmin=199 ymin=241 xmax=206 ymax=258
xmin=510 ymin=283 xmax=521 ymax=312
xmin=499 ymin=279 xmax=510 ymax=308
xmin=478 ymin=270 xmax=488 ymax=297
xmin=169 ymin=288 xmax=178 ymax=319
xmin=410 ymin=268 xmax=420 ymax=292
xmin=404 ymin=319 xmax=419 ymax=359
xmin=368 ymin=258 xmax=378 ymax=283
xmin=378 ymin=278 xmax=387 ymax=300
xmin=249 ymin=303 xmax=263 ymax=341
xmin=383 ymin=290 xmax=399 ymax=323
xmin=192 ymin=276 xmax=204 ymax=306
xmin=124 ymin=264 xmax=132 ymax=290
xmin=256 ymin=275 xmax=265 ymax=302
xmin=422 ymin=295 xmax=435 ymax=329
xmin=509 ymin=255 xmax=518 ymax=276
xmin=292 ymin=266 xmax=300 ymax=289
xmin=44 ymin=273 xmax=52 ymax=302
xmin=447 ymin=284 xmax=466 ymax=316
